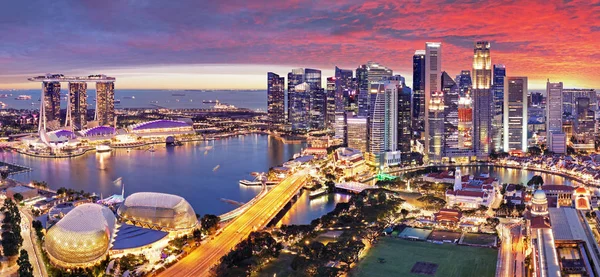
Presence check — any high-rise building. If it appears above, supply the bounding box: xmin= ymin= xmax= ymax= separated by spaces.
xmin=287 ymin=68 xmax=322 ymax=130
xmin=334 ymin=66 xmax=354 ymax=112
xmin=347 ymin=116 xmax=368 ymax=153
xmin=397 ymin=79 xmax=413 ymax=155
xmin=43 ymin=81 xmax=61 ymax=123
xmin=95 ymin=81 xmax=115 ymax=126
xmin=458 ymin=96 xmax=474 ymax=151
xmin=574 ymin=97 xmax=596 ymax=140
xmin=424 ymin=42 xmax=442 ymax=162
xmin=412 ymin=50 xmax=426 ymax=136
xmin=326 ymin=77 xmax=336 ymax=129
xmin=456 ymin=70 xmax=472 ymax=97
xmin=68 ymin=82 xmax=87 ymax=129
xmin=492 ymin=64 xmax=506 ymax=152
xmin=334 ymin=112 xmax=347 ymax=143
xmin=267 ymin=72 xmax=285 ymax=130
xmin=356 ymin=62 xmax=392 ymax=117
xmin=441 ymin=71 xmax=471 ymax=160
xmin=562 ymin=89 xmax=597 ymax=119
xmin=546 ymin=80 xmax=565 ymax=154
xmin=503 ymin=77 xmax=528 ymax=152
xmin=472 ymin=41 xmax=492 ymax=159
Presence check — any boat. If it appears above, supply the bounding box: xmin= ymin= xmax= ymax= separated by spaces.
xmin=0 ymin=102 xmax=6 ymax=108
xmin=148 ymin=145 xmax=155 ymax=152
xmin=123 ymin=96 xmax=135 ymax=99
xmin=0 ymin=94 xmax=10 ymax=98
xmin=309 ymin=188 xmax=327 ymax=199
xmin=213 ymin=165 xmax=220 ymax=172
xmin=213 ymin=100 xmax=236 ymax=110
xmin=15 ymin=95 xmax=32 ymax=100
xmin=171 ymin=92 xmax=186 ymax=96
xmin=150 ymin=101 xmax=158 ymax=104
xmin=114 ymin=99 xmax=121 ymax=104
xmin=96 ymin=145 xmax=112 ymax=153
xmin=202 ymin=100 xmax=216 ymax=104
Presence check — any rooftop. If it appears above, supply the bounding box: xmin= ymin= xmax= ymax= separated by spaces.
xmin=111 ymin=224 xmax=168 ymax=250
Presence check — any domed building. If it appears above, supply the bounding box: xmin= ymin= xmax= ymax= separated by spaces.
xmin=531 ymin=189 xmax=549 ymax=216
xmin=45 ymin=203 xmax=116 ymax=268
xmin=117 ymin=192 xmax=198 ymax=235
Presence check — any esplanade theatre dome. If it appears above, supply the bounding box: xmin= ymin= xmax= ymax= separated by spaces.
xmin=45 ymin=203 xmax=116 ymax=268
xmin=117 ymin=192 xmax=198 ymax=232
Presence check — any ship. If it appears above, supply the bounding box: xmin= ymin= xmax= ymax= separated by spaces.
xmin=0 ymin=102 xmax=6 ymax=108
xmin=96 ymin=145 xmax=112 ymax=153
xmin=213 ymin=165 xmax=220 ymax=172
xmin=213 ymin=100 xmax=236 ymax=110
xmin=123 ymin=96 xmax=135 ymax=99
xmin=114 ymin=99 xmax=121 ymax=104
xmin=0 ymin=94 xmax=11 ymax=98
xmin=171 ymin=92 xmax=186 ymax=96
xmin=15 ymin=95 xmax=32 ymax=100
xmin=202 ymin=100 xmax=216 ymax=104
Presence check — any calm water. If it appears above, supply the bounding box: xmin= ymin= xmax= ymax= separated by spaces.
xmin=0 ymin=89 xmax=267 ymax=111
xmin=457 ymin=165 xmax=577 ymax=187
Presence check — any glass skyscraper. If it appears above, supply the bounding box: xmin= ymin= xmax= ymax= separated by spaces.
xmin=43 ymin=81 xmax=61 ymax=123
xmin=472 ymin=41 xmax=492 ymax=159
xmin=356 ymin=62 xmax=392 ymax=117
xmin=424 ymin=42 xmax=442 ymax=162
xmin=412 ymin=50 xmax=426 ymax=136
xmin=504 ymin=77 xmax=528 ymax=152
xmin=69 ymin=82 xmax=87 ymax=129
xmin=287 ymin=68 xmax=322 ymax=131
xmin=267 ymin=72 xmax=285 ymax=130
xmin=492 ymin=64 xmax=506 ymax=152
xmin=95 ymin=81 xmax=115 ymax=126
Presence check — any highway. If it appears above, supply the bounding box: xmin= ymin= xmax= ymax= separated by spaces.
xmin=157 ymin=169 xmax=309 ymax=277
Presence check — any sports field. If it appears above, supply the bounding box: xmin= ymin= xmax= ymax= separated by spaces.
xmin=351 ymin=237 xmax=498 ymax=277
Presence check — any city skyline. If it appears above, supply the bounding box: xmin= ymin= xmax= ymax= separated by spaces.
xmin=1 ymin=1 xmax=599 ymax=90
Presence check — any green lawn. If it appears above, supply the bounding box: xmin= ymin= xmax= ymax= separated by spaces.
xmin=351 ymin=237 xmax=498 ymax=277
xmin=252 ymin=253 xmax=299 ymax=277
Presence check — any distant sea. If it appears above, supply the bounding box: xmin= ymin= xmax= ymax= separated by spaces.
xmin=0 ymin=89 xmax=268 ymax=111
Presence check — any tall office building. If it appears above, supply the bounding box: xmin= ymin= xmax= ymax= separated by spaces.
xmin=326 ymin=77 xmax=337 ymax=129
xmin=95 ymin=82 xmax=115 ymax=126
xmin=472 ymin=41 xmax=492 ymax=159
xmin=546 ymin=80 xmax=565 ymax=153
xmin=356 ymin=62 xmax=392 ymax=117
xmin=574 ymin=97 xmax=596 ymax=140
xmin=562 ymin=89 xmax=597 ymax=119
xmin=43 ymin=81 xmax=61 ymax=123
xmin=458 ymin=96 xmax=474 ymax=150
xmin=503 ymin=77 xmax=528 ymax=152
xmin=397 ymin=78 xmax=413 ymax=155
xmin=456 ymin=70 xmax=472 ymax=97
xmin=287 ymin=68 xmax=322 ymax=130
xmin=441 ymin=71 xmax=471 ymax=160
xmin=68 ymin=82 xmax=87 ymax=129
xmin=334 ymin=112 xmax=347 ymax=142
xmin=492 ymin=64 xmax=506 ymax=152
xmin=424 ymin=42 xmax=442 ymax=162
xmin=347 ymin=116 xmax=368 ymax=153
xmin=368 ymin=82 xmax=387 ymax=155
xmin=412 ymin=50 xmax=426 ymax=136
xmin=267 ymin=72 xmax=285 ymax=130
xmin=334 ymin=66 xmax=354 ymax=111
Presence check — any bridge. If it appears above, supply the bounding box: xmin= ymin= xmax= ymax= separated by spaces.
xmin=158 ymin=170 xmax=309 ymax=277
xmin=335 ymin=182 xmax=376 ymax=193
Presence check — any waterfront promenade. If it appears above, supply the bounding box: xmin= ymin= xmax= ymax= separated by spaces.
xmin=157 ymin=169 xmax=309 ymax=277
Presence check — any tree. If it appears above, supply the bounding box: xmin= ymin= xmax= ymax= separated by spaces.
xmin=200 ymin=214 xmax=220 ymax=235
xmin=56 ymin=187 xmax=67 ymax=195
xmin=13 ymin=193 xmax=23 ymax=202
xmin=324 ymin=180 xmax=336 ymax=192
xmin=17 ymin=249 xmax=34 ymax=277
xmin=400 ymin=209 xmax=409 ymax=219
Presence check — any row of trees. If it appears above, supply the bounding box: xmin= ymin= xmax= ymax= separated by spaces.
xmin=1 ymin=198 xmax=23 ymax=257
xmin=211 ymin=231 xmax=282 ymax=276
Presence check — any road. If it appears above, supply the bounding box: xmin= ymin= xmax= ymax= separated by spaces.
xmin=157 ymin=170 xmax=309 ymax=277
xmin=20 ymin=210 xmax=48 ymax=277
xmin=497 ymin=222 xmax=524 ymax=277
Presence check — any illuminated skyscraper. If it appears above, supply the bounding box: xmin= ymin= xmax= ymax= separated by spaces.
xmin=334 ymin=66 xmax=353 ymax=112
xmin=267 ymin=72 xmax=285 ymax=130
xmin=347 ymin=116 xmax=368 ymax=153
xmin=456 ymin=70 xmax=472 ymax=97
xmin=326 ymin=77 xmax=336 ymax=129
xmin=492 ymin=64 xmax=506 ymax=152
xmin=356 ymin=62 xmax=392 ymax=117
xmin=68 ymin=82 xmax=87 ymax=129
xmin=287 ymin=68 xmax=322 ymax=130
xmin=95 ymin=81 xmax=115 ymax=126
xmin=472 ymin=41 xmax=492 ymax=159
xmin=546 ymin=80 xmax=565 ymax=153
xmin=442 ymin=71 xmax=472 ymax=160
xmin=412 ymin=50 xmax=426 ymax=136
xmin=43 ymin=81 xmax=61 ymax=123
xmin=503 ymin=77 xmax=528 ymax=152
xmin=424 ymin=42 xmax=442 ymax=162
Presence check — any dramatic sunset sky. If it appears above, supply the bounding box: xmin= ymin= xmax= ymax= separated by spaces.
xmin=1 ymin=0 xmax=599 ymax=90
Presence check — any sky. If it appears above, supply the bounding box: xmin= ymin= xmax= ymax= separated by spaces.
xmin=1 ymin=0 xmax=599 ymax=90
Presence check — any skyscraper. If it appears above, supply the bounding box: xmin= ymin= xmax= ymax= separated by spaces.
xmin=326 ymin=77 xmax=336 ymax=129
xmin=287 ymin=68 xmax=322 ymax=130
xmin=397 ymin=78 xmax=413 ymax=155
xmin=472 ymin=41 xmax=492 ymax=159
xmin=356 ymin=62 xmax=392 ymax=117
xmin=546 ymin=80 xmax=565 ymax=153
xmin=492 ymin=64 xmax=506 ymax=152
xmin=68 ymin=82 xmax=87 ymax=129
xmin=504 ymin=77 xmax=528 ymax=152
xmin=441 ymin=71 xmax=471 ymax=160
xmin=95 ymin=81 xmax=115 ymax=126
xmin=267 ymin=72 xmax=285 ymax=130
xmin=412 ymin=50 xmax=426 ymax=136
xmin=562 ymin=89 xmax=597 ymax=119
xmin=456 ymin=70 xmax=472 ymax=97
xmin=334 ymin=66 xmax=353 ymax=112
xmin=424 ymin=42 xmax=442 ymax=162
xmin=43 ymin=81 xmax=61 ymax=123
xmin=347 ymin=116 xmax=368 ymax=153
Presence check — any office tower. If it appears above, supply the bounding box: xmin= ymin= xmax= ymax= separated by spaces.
xmin=334 ymin=112 xmax=347 ymax=143
xmin=562 ymin=89 xmax=597 ymax=119
xmin=356 ymin=62 xmax=392 ymax=117
xmin=472 ymin=41 xmax=492 ymax=159
xmin=458 ymin=96 xmax=473 ymax=150
xmin=334 ymin=66 xmax=354 ymax=111
xmin=424 ymin=42 xmax=442 ymax=162
xmin=574 ymin=97 xmax=596 ymax=140
xmin=530 ymin=92 xmax=543 ymax=107
xmin=347 ymin=116 xmax=369 ymax=153
xmin=397 ymin=79 xmax=413 ymax=155
xmin=95 ymin=81 xmax=115 ymax=126
xmin=492 ymin=64 xmax=506 ymax=152
xmin=441 ymin=71 xmax=471 ymax=160
xmin=428 ymin=91 xmax=445 ymax=161
xmin=546 ymin=80 xmax=565 ymax=153
xmin=456 ymin=70 xmax=472 ymax=97
xmin=412 ymin=50 xmax=426 ymax=135
xmin=369 ymin=82 xmax=387 ymax=155
xmin=326 ymin=77 xmax=336 ymax=129
xmin=503 ymin=77 xmax=528 ymax=152
xmin=287 ymin=68 xmax=322 ymax=130
xmin=267 ymin=72 xmax=285 ymax=130
xmin=68 ymin=82 xmax=87 ymax=129
xmin=43 ymin=81 xmax=61 ymax=123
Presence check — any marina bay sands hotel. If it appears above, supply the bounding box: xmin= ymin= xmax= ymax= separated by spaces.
xmin=28 ymin=74 xmax=116 ymax=132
